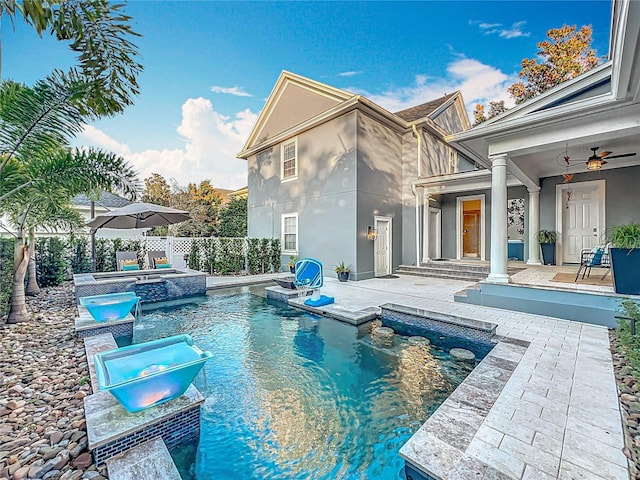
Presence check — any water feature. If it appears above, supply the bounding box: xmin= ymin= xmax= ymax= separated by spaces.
xmin=133 ymin=288 xmax=481 ymax=479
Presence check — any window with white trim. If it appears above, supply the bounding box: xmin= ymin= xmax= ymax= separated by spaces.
xmin=282 ymin=213 xmax=298 ymax=254
xmin=281 ymin=138 xmax=297 ymax=180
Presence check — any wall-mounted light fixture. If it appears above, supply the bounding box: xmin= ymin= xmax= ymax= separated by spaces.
xmin=367 ymin=226 xmax=378 ymax=241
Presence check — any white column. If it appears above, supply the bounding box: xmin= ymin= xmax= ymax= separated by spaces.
xmin=487 ymin=154 xmax=510 ymax=283
xmin=526 ymin=187 xmax=542 ymax=265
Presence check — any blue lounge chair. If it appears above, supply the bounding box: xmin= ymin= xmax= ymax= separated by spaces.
xmin=294 ymin=258 xmax=335 ymax=307
xmin=575 ymin=245 xmax=610 ymax=281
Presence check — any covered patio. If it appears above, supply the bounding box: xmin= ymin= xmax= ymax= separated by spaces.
xmin=441 ymin=0 xmax=640 ymax=285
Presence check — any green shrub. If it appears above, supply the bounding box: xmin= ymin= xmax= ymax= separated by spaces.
xmin=188 ymin=240 xmax=201 ymax=270
xmin=247 ymin=238 xmax=260 ymax=274
xmin=270 ymin=239 xmax=281 ymax=273
xmin=202 ymin=238 xmax=217 ymax=274
xmin=35 ymin=237 xmax=67 ymax=287
xmin=259 ymin=238 xmax=270 ymax=273
xmin=67 ymin=235 xmax=92 ymax=274
xmin=0 ymin=238 xmax=13 ymax=318
xmin=609 ymin=223 xmax=640 ymax=249
xmin=616 ymin=299 xmax=640 ymax=376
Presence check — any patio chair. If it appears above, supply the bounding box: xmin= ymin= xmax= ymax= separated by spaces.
xmin=575 ymin=245 xmax=610 ymax=281
xmin=147 ymin=250 xmax=168 ymax=269
xmin=294 ymin=258 xmax=335 ymax=307
xmin=116 ymin=251 xmax=139 ymax=271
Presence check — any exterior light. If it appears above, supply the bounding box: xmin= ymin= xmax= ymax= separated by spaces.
xmin=586 ymin=158 xmax=606 ymax=171
xmin=367 ymin=226 xmax=378 ymax=240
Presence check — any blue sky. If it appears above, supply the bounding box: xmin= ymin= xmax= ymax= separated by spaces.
xmin=4 ymin=1 xmax=612 ymax=189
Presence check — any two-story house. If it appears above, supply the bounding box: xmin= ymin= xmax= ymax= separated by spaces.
xmin=237 ymin=71 xmax=475 ymax=279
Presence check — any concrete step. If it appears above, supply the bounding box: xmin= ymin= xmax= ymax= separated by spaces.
xmin=397 ymin=267 xmax=487 ymax=282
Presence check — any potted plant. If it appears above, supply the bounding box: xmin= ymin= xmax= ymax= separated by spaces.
xmin=609 ymin=222 xmax=640 ymax=294
xmin=288 ymin=256 xmax=298 ymax=274
xmin=537 ymin=230 xmax=557 ymax=265
xmin=335 ymin=262 xmax=351 ymax=282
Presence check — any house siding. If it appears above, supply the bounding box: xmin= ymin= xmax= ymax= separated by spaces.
xmin=253 ymin=83 xmax=343 ymax=145
xmin=247 ymin=111 xmax=358 ymax=271
xmin=431 ymin=103 xmax=467 ymax=134
xmin=356 ymin=111 xmax=403 ymax=279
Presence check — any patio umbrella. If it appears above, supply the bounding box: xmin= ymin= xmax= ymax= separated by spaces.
xmin=86 ymin=202 xmax=191 ymax=230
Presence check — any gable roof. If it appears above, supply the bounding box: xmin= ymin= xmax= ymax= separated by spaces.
xmin=72 ymin=191 xmax=132 ymax=209
xmin=240 ymin=71 xmax=355 ymax=153
xmin=394 ymin=92 xmax=458 ymax=122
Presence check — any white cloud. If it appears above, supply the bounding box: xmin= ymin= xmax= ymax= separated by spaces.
xmin=470 ymin=19 xmax=530 ymax=39
xmin=364 ymin=56 xmax=517 ymax=118
xmin=499 ymin=21 xmax=530 ymax=39
xmin=337 ymin=71 xmax=362 ymax=77
xmin=79 ymin=98 xmax=258 ymax=190
xmin=210 ymin=85 xmax=252 ymax=97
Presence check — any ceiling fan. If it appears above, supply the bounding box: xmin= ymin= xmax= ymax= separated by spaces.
xmin=558 ymin=146 xmax=637 ymax=172
xmin=584 ymin=146 xmax=637 ymax=170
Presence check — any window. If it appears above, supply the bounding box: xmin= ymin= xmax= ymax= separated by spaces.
xmin=282 ymin=213 xmax=298 ymax=253
xmin=281 ymin=138 xmax=297 ymax=180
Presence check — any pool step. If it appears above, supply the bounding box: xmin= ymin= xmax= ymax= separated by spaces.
xmin=106 ymin=436 xmax=181 ymax=480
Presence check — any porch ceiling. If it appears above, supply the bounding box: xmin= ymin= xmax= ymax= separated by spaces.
xmin=484 ymin=99 xmax=640 ymax=181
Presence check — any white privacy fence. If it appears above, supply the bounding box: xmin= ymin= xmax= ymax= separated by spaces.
xmin=136 ymin=236 xmax=249 ymax=269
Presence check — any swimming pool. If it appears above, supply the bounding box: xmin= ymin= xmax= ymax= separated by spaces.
xmin=134 ymin=288 xmax=480 ymax=479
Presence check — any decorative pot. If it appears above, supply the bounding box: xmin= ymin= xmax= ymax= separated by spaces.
xmin=337 ymin=271 xmax=349 ymax=282
xmin=610 ymin=248 xmax=640 ymax=294
xmin=540 ymin=243 xmax=556 ymax=265
xmin=289 ymin=266 xmax=295 ymax=274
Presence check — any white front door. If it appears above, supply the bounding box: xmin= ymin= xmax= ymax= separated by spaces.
xmin=557 ymin=180 xmax=605 ymax=264
xmin=374 ymin=217 xmax=391 ymax=276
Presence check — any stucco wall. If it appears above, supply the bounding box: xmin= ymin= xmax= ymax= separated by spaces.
xmin=356 ymin=112 xmax=403 ymax=279
xmin=540 ymin=165 xmax=640 ymax=234
xmin=247 ymin=111 xmax=358 ymax=271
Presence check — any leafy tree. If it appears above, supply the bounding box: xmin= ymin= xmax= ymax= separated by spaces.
xmin=509 ymin=25 xmax=598 ymax=104
xmin=219 ymin=197 xmax=247 ymax=237
xmin=173 ymin=180 xmax=223 ymax=237
xmin=2 ymin=0 xmax=143 ymax=115
xmin=473 ymin=24 xmax=599 ymax=125
xmin=142 ymin=173 xmax=172 ymax=206
xmin=472 ymin=101 xmax=507 ymax=126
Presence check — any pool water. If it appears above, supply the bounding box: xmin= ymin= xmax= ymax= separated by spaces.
xmin=134 ymin=289 xmax=478 ymax=480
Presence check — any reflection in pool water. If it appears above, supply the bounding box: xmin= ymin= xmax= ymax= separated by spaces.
xmin=134 ymin=289 xmax=481 ymax=479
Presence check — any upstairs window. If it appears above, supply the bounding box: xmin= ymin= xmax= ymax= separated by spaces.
xmin=281 ymin=138 xmax=297 ymax=181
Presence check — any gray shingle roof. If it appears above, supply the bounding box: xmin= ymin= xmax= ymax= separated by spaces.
xmin=72 ymin=191 xmax=132 ymax=209
xmin=394 ymin=92 xmax=458 ymax=122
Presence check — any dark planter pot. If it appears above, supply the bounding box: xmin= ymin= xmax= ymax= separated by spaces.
xmin=540 ymin=243 xmax=556 ymax=265
xmin=337 ymin=271 xmax=350 ymax=282
xmin=289 ymin=266 xmax=295 ymax=274
xmin=610 ymin=248 xmax=640 ymax=294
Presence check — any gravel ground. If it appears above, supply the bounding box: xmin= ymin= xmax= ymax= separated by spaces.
xmin=0 ymin=283 xmax=107 ymax=480
xmin=611 ymin=330 xmax=640 ymax=480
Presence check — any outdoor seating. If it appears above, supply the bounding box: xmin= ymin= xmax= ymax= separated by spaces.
xmin=116 ymin=251 xmax=139 ymax=271
xmin=147 ymin=250 xmax=169 ymax=269
xmin=575 ymin=245 xmax=611 ymax=281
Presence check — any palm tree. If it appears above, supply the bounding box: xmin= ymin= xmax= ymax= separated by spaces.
xmin=1 ymin=0 xmax=142 ymax=114
xmin=0 ymin=76 xmax=139 ymax=323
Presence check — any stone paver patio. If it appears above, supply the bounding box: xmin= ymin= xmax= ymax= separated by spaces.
xmin=212 ymin=273 xmax=627 ymax=480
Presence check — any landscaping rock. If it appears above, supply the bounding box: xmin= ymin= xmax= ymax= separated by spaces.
xmin=0 ymin=283 xmax=95 ymax=480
